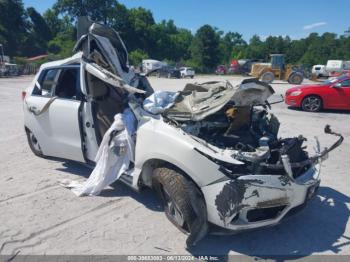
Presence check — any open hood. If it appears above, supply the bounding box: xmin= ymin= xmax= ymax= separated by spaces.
xmin=74 ymin=18 xmax=138 ymax=88
xmin=163 ymin=78 xmax=275 ymax=122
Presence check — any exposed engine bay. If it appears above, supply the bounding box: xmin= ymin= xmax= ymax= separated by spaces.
xmin=161 ymin=79 xmax=343 ymax=180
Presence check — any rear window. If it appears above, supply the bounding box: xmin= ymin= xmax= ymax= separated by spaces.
xmin=32 ymin=68 xmax=60 ymax=97
xmin=315 ymin=67 xmax=321 ymax=70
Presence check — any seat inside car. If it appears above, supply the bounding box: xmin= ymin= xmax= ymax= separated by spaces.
xmin=55 ymin=69 xmax=79 ymax=99
xmin=89 ymin=76 xmax=124 ymax=144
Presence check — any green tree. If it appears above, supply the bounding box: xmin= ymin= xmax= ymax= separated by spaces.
xmin=190 ymin=25 xmax=220 ymax=72
xmin=129 ymin=49 xmax=148 ymax=66
xmin=219 ymin=32 xmax=246 ymax=63
xmin=243 ymin=35 xmax=266 ymax=60
xmin=0 ymin=0 xmax=29 ymax=56
xmin=27 ymin=7 xmax=52 ymax=41
xmin=43 ymin=8 xmax=64 ymax=37
xmin=127 ymin=7 xmax=155 ymax=54
xmin=54 ymin=0 xmax=119 ymax=24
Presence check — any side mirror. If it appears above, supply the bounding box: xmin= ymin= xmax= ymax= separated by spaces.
xmin=333 ymin=83 xmax=342 ymax=88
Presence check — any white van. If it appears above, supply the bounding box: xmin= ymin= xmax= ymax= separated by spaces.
xmin=142 ymin=59 xmax=166 ymax=74
xmin=326 ymin=60 xmax=344 ymax=73
xmin=311 ymin=65 xmax=329 ymax=77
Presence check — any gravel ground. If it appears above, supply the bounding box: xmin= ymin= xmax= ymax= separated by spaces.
xmin=0 ymin=75 xmax=349 ymax=258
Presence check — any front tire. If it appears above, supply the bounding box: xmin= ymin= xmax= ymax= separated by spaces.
xmin=153 ymin=167 xmax=196 ymax=233
xmin=301 ymin=95 xmax=322 ymax=112
xmin=26 ymin=129 xmax=44 ymax=157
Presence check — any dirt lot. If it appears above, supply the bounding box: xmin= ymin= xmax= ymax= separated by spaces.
xmin=0 ymin=75 xmax=349 ymax=257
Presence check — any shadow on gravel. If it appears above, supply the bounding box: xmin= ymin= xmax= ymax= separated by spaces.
xmin=288 ymin=106 xmax=350 ymax=115
xmin=189 ymin=186 xmax=350 ymax=260
xmin=100 ymin=182 xmax=162 ymax=212
xmin=56 ymin=161 xmax=92 ymax=178
xmin=56 ymin=160 xmax=162 ymax=212
xmin=56 ymin=161 xmax=350 ymax=258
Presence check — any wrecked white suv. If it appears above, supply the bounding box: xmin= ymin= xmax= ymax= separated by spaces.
xmin=23 ymin=22 xmax=343 ymax=246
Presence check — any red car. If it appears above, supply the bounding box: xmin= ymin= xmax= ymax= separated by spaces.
xmin=285 ymin=75 xmax=350 ymax=112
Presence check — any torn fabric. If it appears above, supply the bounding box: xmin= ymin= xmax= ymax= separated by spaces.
xmin=61 ymin=108 xmax=136 ymax=196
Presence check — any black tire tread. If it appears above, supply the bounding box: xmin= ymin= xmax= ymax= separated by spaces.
xmin=25 ymin=129 xmax=44 ymax=157
xmin=152 ymin=167 xmax=196 ymax=232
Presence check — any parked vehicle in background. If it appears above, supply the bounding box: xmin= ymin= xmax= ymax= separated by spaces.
xmin=179 ymin=67 xmax=195 ymax=78
xmin=215 ymin=65 xmax=227 ymax=75
xmin=250 ymin=54 xmax=304 ymax=85
xmin=142 ymin=59 xmax=167 ymax=74
xmin=238 ymin=59 xmax=260 ymax=75
xmin=312 ymin=65 xmax=329 ymax=78
xmin=0 ymin=65 xmax=8 ymax=77
xmin=229 ymin=60 xmax=240 ymax=74
xmin=326 ymin=60 xmax=350 ymax=77
xmin=156 ymin=65 xmax=180 ymax=78
xmin=326 ymin=60 xmax=344 ymax=75
xmin=5 ymin=63 xmax=20 ymax=76
xmin=285 ymin=74 xmax=350 ymax=111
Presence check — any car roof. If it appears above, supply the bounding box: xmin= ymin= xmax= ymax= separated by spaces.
xmin=39 ymin=52 xmax=83 ymax=70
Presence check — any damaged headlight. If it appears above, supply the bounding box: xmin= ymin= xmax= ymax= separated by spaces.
xmin=194 ymin=148 xmax=248 ymax=179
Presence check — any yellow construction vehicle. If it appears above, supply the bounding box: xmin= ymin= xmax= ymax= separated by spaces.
xmin=250 ymin=54 xmax=304 ymax=85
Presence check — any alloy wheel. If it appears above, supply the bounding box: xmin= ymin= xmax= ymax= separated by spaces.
xmin=302 ymin=96 xmax=322 ymax=112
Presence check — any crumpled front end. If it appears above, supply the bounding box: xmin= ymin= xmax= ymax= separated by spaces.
xmin=202 ymin=163 xmax=321 ymax=231
xmin=198 ymin=124 xmax=343 ymax=231
xmin=160 ymin=78 xmax=343 ymax=232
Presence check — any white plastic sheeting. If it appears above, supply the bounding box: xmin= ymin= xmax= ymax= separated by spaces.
xmin=143 ymin=90 xmax=179 ymax=114
xmin=61 ymin=108 xmax=136 ymax=196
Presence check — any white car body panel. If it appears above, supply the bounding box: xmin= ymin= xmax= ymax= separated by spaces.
xmin=133 ymin=115 xmax=227 ymax=188
xmin=24 ymin=95 xmax=84 ymax=162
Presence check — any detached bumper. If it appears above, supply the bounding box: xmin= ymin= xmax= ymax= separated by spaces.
xmin=202 ymin=163 xmax=321 ymax=231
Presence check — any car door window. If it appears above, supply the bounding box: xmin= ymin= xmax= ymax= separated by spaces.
xmin=32 ymin=68 xmax=60 ymax=97
xmin=340 ymin=79 xmax=350 ymax=87
xmin=54 ymin=68 xmax=81 ymax=100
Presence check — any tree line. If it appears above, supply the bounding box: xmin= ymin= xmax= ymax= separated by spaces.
xmin=1 ymin=0 xmax=350 ymax=72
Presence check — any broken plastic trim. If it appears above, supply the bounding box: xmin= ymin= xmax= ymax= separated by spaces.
xmin=194 ymin=148 xmax=248 ymax=179
xmin=84 ymin=62 xmax=145 ymax=94
xmin=261 ymin=125 xmax=343 ymax=171
xmin=195 ymin=125 xmax=343 ymax=180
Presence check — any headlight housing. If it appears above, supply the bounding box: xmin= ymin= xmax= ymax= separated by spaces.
xmin=290 ymin=90 xmax=302 ymax=96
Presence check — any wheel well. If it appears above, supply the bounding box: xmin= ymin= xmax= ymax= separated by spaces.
xmin=302 ymin=94 xmax=323 ymax=104
xmin=140 ymin=158 xmax=203 ymax=194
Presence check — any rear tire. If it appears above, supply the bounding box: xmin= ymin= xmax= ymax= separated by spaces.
xmin=301 ymin=95 xmax=322 ymax=112
xmin=152 ymin=167 xmax=197 ymax=234
xmin=261 ymin=71 xmax=274 ymax=84
xmin=288 ymin=72 xmax=304 ymax=85
xmin=26 ymin=129 xmax=44 ymax=157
